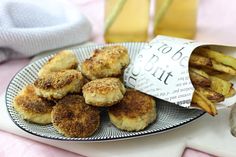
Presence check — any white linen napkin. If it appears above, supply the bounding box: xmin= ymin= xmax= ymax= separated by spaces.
xmin=0 ymin=0 xmax=92 ymax=62
xmin=1 ymin=92 xmax=236 ymax=157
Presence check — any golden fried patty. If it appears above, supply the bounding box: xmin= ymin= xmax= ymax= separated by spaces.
xmin=34 ymin=70 xmax=84 ymax=100
xmin=13 ymin=85 xmax=55 ymax=124
xmin=38 ymin=50 xmax=78 ymax=77
xmin=82 ymin=78 xmax=126 ymax=107
xmin=81 ymin=45 xmax=130 ymax=80
xmin=108 ymin=89 xmax=157 ymax=131
xmin=51 ymin=95 xmax=100 ymax=137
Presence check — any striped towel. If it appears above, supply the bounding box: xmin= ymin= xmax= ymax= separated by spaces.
xmin=0 ymin=0 xmax=92 ymax=63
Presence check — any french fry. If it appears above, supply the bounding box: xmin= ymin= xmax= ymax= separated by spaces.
xmin=190 ymin=68 xmax=209 ymax=79
xmin=189 ymin=54 xmax=236 ymax=75
xmin=189 ymin=54 xmax=212 ymax=67
xmin=211 ymin=60 xmax=236 ymax=76
xmin=200 ymin=68 xmax=222 ymax=75
xmin=189 ymin=70 xmax=211 ymax=87
xmin=210 ymin=76 xmax=233 ymax=96
xmin=226 ymin=87 xmax=236 ymax=98
xmin=198 ymin=48 xmax=236 ymax=70
xmin=212 ymin=73 xmax=235 ymax=81
xmin=192 ymin=90 xmax=217 ymax=116
xmin=196 ymin=87 xmax=225 ymax=103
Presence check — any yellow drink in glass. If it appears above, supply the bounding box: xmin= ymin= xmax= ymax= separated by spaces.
xmin=154 ymin=0 xmax=197 ymax=39
xmin=104 ymin=0 xmax=150 ymax=42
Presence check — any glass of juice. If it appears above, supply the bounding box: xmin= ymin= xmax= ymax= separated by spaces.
xmin=154 ymin=0 xmax=198 ymax=39
xmin=104 ymin=0 xmax=150 ymax=42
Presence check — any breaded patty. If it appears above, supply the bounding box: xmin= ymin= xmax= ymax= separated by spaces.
xmin=34 ymin=70 xmax=84 ymax=100
xmin=52 ymin=95 xmax=100 ymax=137
xmin=13 ymin=85 xmax=55 ymax=124
xmin=82 ymin=78 xmax=126 ymax=107
xmin=81 ymin=45 xmax=130 ymax=80
xmin=38 ymin=50 xmax=78 ymax=77
xmin=108 ymin=89 xmax=157 ymax=131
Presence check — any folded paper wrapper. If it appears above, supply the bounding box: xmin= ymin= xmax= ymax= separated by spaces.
xmin=124 ymin=36 xmax=236 ymax=110
xmin=1 ymin=38 xmax=236 ymax=157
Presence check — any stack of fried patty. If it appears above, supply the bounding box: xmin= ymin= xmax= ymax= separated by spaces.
xmin=14 ymin=46 xmax=157 ymax=137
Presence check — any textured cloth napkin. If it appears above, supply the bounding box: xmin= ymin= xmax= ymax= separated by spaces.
xmin=0 ymin=0 xmax=92 ymax=62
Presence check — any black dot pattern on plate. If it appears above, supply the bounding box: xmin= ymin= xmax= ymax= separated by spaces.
xmin=5 ymin=42 xmax=204 ymax=142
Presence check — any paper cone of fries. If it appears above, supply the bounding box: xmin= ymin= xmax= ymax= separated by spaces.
xmin=124 ymin=36 xmax=236 ymax=116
